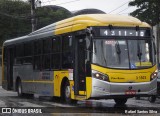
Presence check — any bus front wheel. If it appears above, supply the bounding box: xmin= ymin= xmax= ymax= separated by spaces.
xmin=148 ymin=95 xmax=156 ymax=103
xmin=64 ymin=81 xmax=71 ymax=104
xmin=114 ymin=98 xmax=128 ymax=105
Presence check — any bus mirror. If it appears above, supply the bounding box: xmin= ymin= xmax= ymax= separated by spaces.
xmin=153 ymin=41 xmax=156 ymax=55
xmin=69 ymin=36 xmax=72 ymax=46
xmin=85 ymin=36 xmax=92 ymax=50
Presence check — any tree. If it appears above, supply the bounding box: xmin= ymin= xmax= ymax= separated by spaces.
xmin=129 ymin=0 xmax=160 ymax=26
xmin=0 ymin=0 xmax=31 ymax=45
xmin=0 ymin=0 xmax=71 ymax=46
xmin=35 ymin=6 xmax=71 ymax=29
xmin=129 ymin=0 xmax=160 ymax=62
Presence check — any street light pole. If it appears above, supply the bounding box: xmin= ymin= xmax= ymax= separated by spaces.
xmin=31 ymin=0 xmax=36 ymax=32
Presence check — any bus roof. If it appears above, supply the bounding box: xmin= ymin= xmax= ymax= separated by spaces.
xmin=4 ymin=14 xmax=151 ymax=46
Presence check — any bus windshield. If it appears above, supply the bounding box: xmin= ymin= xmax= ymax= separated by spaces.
xmin=92 ymin=38 xmax=156 ymax=69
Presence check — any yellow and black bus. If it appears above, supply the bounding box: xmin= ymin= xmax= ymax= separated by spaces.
xmin=2 ymin=14 xmax=157 ymax=104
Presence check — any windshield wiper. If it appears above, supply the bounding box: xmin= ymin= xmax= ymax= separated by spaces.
xmin=101 ymin=41 xmax=107 ymax=66
xmin=115 ymin=41 xmax=121 ymax=63
xmin=137 ymin=41 xmax=142 ymax=65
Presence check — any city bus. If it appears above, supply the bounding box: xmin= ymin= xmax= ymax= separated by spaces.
xmin=2 ymin=14 xmax=157 ymax=104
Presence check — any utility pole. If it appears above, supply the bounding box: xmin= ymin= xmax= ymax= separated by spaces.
xmin=31 ymin=0 xmax=36 ymax=32
xmin=157 ymin=23 xmax=160 ymax=64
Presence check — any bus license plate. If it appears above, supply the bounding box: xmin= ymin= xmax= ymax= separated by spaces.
xmin=125 ymin=90 xmax=136 ymax=95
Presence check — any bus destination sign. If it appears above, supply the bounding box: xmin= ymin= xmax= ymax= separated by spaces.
xmin=99 ymin=29 xmax=150 ymax=37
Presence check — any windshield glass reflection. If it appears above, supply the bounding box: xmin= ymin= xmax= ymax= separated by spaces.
xmin=92 ymin=39 xmax=155 ymax=69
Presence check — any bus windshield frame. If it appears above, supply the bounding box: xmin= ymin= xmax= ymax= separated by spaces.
xmin=92 ymin=37 xmax=156 ymax=69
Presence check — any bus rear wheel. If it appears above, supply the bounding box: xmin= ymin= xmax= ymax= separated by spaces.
xmin=114 ymin=98 xmax=128 ymax=105
xmin=17 ymin=80 xmax=25 ymax=97
xmin=17 ymin=80 xmax=34 ymax=98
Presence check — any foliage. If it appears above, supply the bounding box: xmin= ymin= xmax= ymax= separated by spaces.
xmin=129 ymin=0 xmax=160 ymax=26
xmin=0 ymin=0 xmax=31 ymax=45
xmin=36 ymin=6 xmax=71 ymax=29
xmin=0 ymin=0 xmax=71 ymax=46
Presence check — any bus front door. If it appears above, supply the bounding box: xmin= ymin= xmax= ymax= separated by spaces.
xmin=74 ymin=37 xmax=86 ymax=95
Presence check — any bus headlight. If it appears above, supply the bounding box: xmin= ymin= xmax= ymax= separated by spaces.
xmin=150 ymin=70 xmax=158 ymax=81
xmin=92 ymin=70 xmax=109 ymax=82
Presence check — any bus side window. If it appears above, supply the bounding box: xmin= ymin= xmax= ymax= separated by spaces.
xmin=43 ymin=38 xmax=52 ymax=70
xmin=51 ymin=37 xmax=61 ymax=69
xmin=3 ymin=47 xmax=7 ymax=63
xmin=15 ymin=44 xmax=24 ymax=64
xmin=33 ymin=40 xmax=42 ymax=70
xmin=24 ymin=42 xmax=33 ymax=64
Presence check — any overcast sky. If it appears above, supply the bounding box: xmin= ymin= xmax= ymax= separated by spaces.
xmin=24 ymin=0 xmax=137 ymax=15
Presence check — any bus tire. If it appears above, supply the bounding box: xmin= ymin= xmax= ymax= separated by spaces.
xmin=135 ymin=96 xmax=141 ymax=100
xmin=148 ymin=95 xmax=156 ymax=103
xmin=17 ymin=80 xmax=25 ymax=97
xmin=64 ymin=80 xmax=71 ymax=104
xmin=114 ymin=98 xmax=128 ymax=105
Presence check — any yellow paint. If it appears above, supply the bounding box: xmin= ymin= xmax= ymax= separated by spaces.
xmin=92 ymin=64 xmax=157 ymax=83
xmin=55 ymin=14 xmax=151 ymax=35
xmin=70 ymin=77 xmax=92 ymax=100
xmin=54 ymin=26 xmax=72 ymax=35
xmin=135 ymin=62 xmax=152 ymax=66
xmin=52 ymin=70 xmax=89 ymax=100
xmin=22 ymin=80 xmax=53 ymax=84
xmin=74 ymin=95 xmax=87 ymax=100
xmin=53 ymin=71 xmax=60 ymax=97
xmin=54 ymin=71 xmax=69 ymax=97
xmin=79 ymin=91 xmax=86 ymax=95
xmin=56 ymin=17 xmax=74 ymax=28
xmin=70 ymin=80 xmax=75 ymax=99
xmin=72 ymin=24 xmax=86 ymax=32
xmin=109 ymin=72 xmax=150 ymax=82
xmin=86 ymin=77 xmax=92 ymax=99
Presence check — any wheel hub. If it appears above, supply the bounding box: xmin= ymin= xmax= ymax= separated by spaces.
xmin=65 ymin=86 xmax=70 ymax=98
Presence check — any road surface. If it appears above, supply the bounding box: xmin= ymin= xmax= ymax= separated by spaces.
xmin=0 ymin=86 xmax=159 ymax=115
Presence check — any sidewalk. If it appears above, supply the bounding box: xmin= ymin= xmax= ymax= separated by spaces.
xmin=0 ymin=86 xmax=17 ymax=96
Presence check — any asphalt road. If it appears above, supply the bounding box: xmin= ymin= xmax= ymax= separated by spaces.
xmin=0 ymin=66 xmax=160 ymax=115
xmin=0 ymin=86 xmax=160 ymax=115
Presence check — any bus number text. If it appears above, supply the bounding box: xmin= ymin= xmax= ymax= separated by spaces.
xmin=136 ymin=76 xmax=146 ymax=80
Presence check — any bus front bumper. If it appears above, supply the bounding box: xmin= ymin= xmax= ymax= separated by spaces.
xmin=90 ymin=78 xmax=157 ymax=99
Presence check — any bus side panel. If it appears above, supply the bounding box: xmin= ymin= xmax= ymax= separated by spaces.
xmin=54 ymin=71 xmax=69 ymax=97
xmin=53 ymin=71 xmax=60 ymax=97
xmin=33 ymin=71 xmax=54 ymax=96
xmin=34 ymin=82 xmax=54 ymax=96
xmin=86 ymin=77 xmax=92 ymax=99
xmin=13 ymin=65 xmax=55 ymax=96
xmin=13 ymin=65 xmax=35 ymax=93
